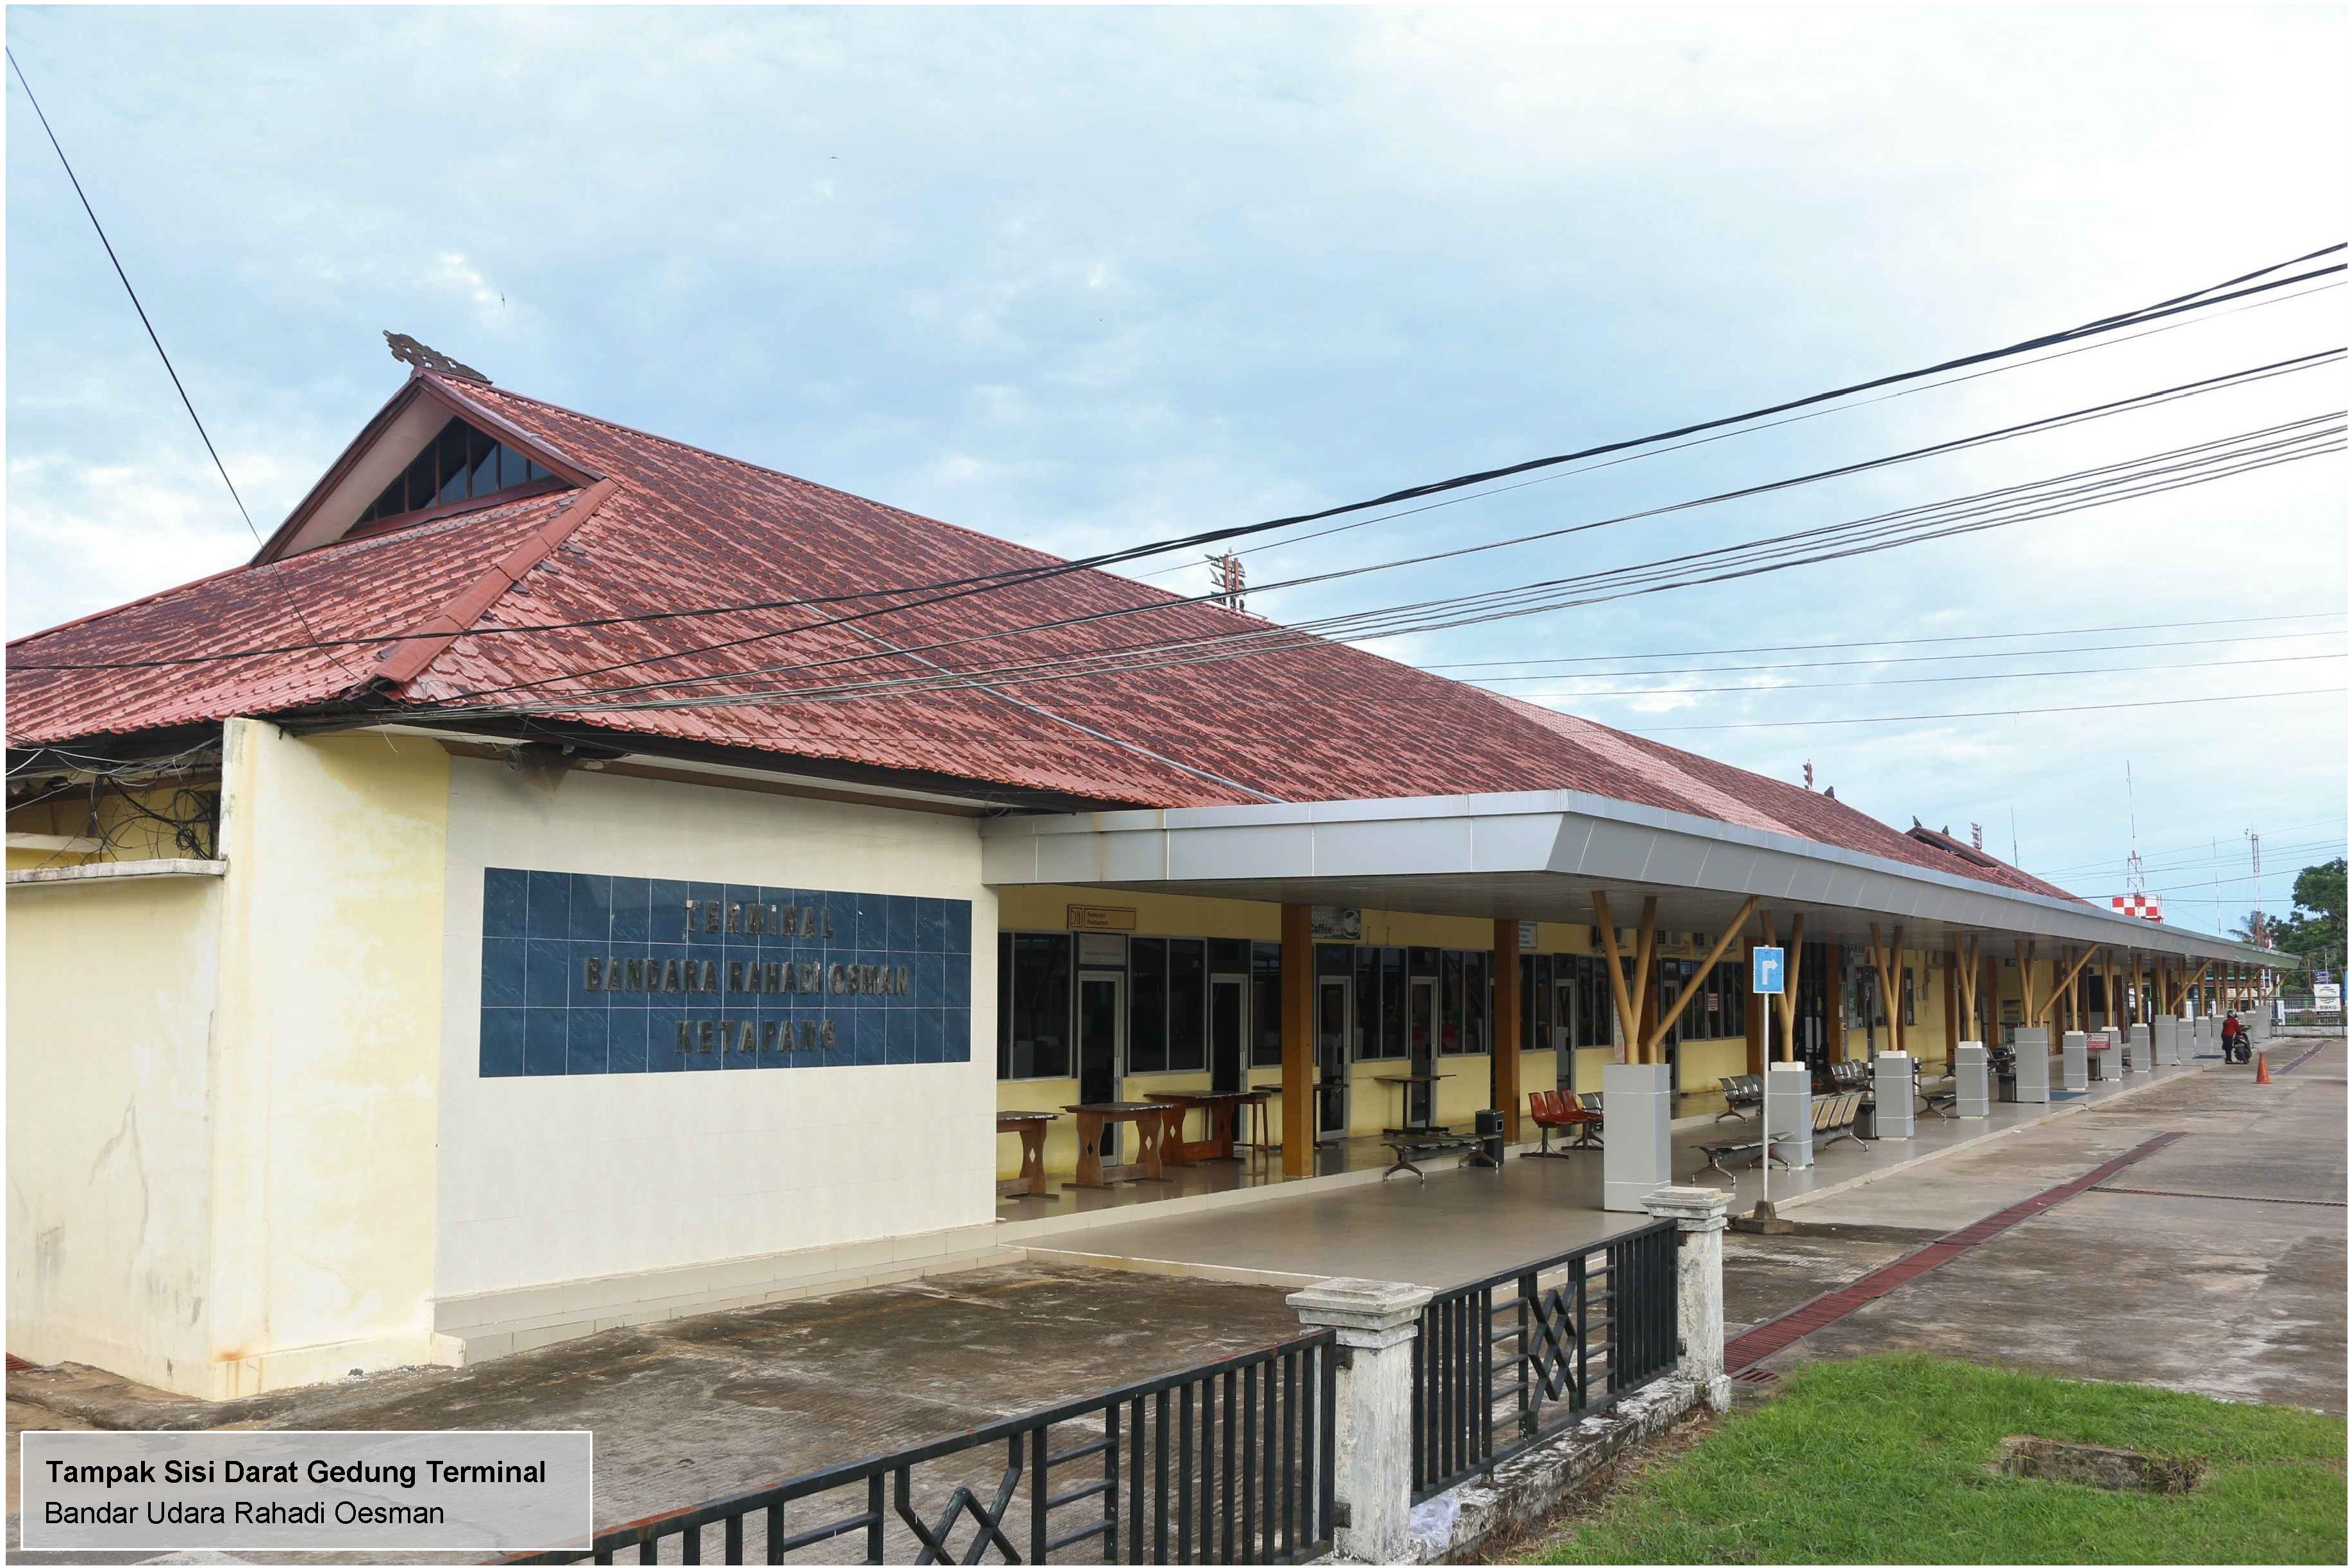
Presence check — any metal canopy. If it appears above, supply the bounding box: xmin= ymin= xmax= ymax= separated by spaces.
xmin=980 ymin=788 xmax=2288 ymax=967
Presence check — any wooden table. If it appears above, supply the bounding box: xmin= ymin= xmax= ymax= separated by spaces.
xmin=1145 ymin=1090 xmax=1257 ymax=1164
xmin=995 ymin=1110 xmax=1059 ymax=1199
xmin=1062 ymin=1103 xmax=1169 ymax=1189
xmin=1372 ymin=1072 xmax=1452 ymax=1135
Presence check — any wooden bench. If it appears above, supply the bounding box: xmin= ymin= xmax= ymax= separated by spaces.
xmin=1381 ymin=1131 xmax=1492 ymax=1184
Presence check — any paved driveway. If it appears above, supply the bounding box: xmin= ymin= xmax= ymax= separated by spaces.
xmin=1724 ymin=1036 xmax=2348 ymax=1413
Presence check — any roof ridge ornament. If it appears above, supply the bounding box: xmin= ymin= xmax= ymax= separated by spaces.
xmin=384 ymin=331 xmax=491 ymax=385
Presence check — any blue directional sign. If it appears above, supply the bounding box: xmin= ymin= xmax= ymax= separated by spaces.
xmin=1752 ymin=945 xmax=1786 ymax=995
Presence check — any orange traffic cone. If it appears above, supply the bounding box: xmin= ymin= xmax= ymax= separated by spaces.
xmin=2254 ymin=1053 xmax=2272 ymax=1085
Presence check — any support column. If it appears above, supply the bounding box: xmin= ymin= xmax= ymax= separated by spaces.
xmin=1491 ymin=919 xmax=1522 ymax=1142
xmin=1640 ymin=1187 xmax=1733 ymax=1412
xmin=1281 ymin=902 xmax=1314 ymax=1178
xmin=1874 ymin=1050 xmax=1915 ymax=1137
xmin=1286 ymin=1278 xmax=1432 ymax=1563
xmin=2012 ymin=1025 xmax=2051 ymax=1102
xmin=1954 ymin=1040 xmax=1990 ymax=1117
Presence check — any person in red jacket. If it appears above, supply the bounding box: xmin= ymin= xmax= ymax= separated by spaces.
xmin=2221 ymin=1010 xmax=2248 ymax=1063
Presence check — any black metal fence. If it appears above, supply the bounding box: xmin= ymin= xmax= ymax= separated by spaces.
xmin=510 ymin=1331 xmax=1337 ymax=1565
xmin=1411 ymin=1217 xmax=1680 ymax=1500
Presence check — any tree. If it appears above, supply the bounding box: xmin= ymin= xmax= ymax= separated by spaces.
xmin=2271 ymin=858 xmax=2346 ymax=981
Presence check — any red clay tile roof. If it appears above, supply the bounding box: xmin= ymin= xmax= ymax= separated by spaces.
xmin=6 ymin=372 xmax=2085 ymax=904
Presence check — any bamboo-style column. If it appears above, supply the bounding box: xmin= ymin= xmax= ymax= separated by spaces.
xmin=1640 ymin=897 xmax=1760 ymax=1061
xmin=1758 ymin=910 xmax=1806 ymax=1062
xmin=1866 ymin=922 xmax=1907 ymax=1055
xmin=2038 ymin=944 xmax=2101 ymax=1027
xmin=1592 ymin=892 xmax=1653 ymax=1063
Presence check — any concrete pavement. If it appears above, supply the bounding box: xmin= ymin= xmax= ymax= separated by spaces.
xmin=1724 ymin=1036 xmax=2348 ymax=1413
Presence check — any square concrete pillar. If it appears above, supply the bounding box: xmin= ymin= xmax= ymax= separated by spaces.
xmin=1765 ymin=1061 xmax=1813 ymax=1169
xmin=1872 ymin=1051 xmax=1913 ymax=1138
xmin=2152 ymin=1017 xmax=2180 ymax=1066
xmin=2060 ymin=1030 xmax=2088 ymax=1092
xmin=2124 ymin=1022 xmax=2150 ymax=1072
xmin=1954 ymin=1042 xmax=1990 ymax=1117
xmin=1640 ymin=1187 xmax=1733 ymax=1412
xmin=2087 ymin=1030 xmax=2119 ymax=1082
xmin=1287 ymin=1277 xmax=1432 ymax=1563
xmin=2012 ymin=1027 xmax=2051 ymax=1101
xmin=2192 ymin=1017 xmax=2217 ymax=1056
xmin=1602 ymin=1062 xmax=1674 ymax=1212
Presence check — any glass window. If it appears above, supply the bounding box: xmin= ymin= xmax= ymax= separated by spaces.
xmin=433 ymin=420 xmax=473 ymax=506
xmin=1379 ymin=948 xmax=1405 ymax=1060
xmin=1525 ymin=954 xmax=1553 ymax=1051
xmin=998 ymin=933 xmax=1072 ymax=1080
xmin=1463 ymin=951 xmax=1488 ymax=1054
xmin=1129 ymin=938 xmax=1168 ymax=1074
xmin=355 ymin=416 xmax=560 ymax=526
xmin=1354 ymin=947 xmax=1381 ymax=1061
xmin=1251 ymin=941 xmax=1282 ymax=1067
xmin=1208 ymin=938 xmax=1250 ymax=974
xmin=1440 ymin=951 xmax=1465 ymax=1055
xmin=1166 ymin=939 xmax=1206 ymax=1072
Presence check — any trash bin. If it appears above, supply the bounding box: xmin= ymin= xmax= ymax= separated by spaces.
xmin=1855 ymin=1098 xmax=1877 ymax=1141
xmin=1475 ymin=1108 xmax=1506 ymax=1167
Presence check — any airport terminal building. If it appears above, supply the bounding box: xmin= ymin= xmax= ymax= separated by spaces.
xmin=6 ymin=352 xmax=2285 ymax=1398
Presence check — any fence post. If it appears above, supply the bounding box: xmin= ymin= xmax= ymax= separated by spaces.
xmin=1287 ymin=1276 xmax=1432 ymax=1564
xmin=1639 ymin=1187 xmax=1733 ymax=1412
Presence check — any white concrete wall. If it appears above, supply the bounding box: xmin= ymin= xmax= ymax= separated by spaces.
xmin=207 ymin=721 xmax=453 ymax=1395
xmin=434 ymin=760 xmax=997 ymax=1305
xmin=6 ymin=871 xmax=223 ymax=1395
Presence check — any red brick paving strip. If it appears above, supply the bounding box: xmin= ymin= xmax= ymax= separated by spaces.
xmin=1724 ymin=1130 xmax=2186 ymax=1372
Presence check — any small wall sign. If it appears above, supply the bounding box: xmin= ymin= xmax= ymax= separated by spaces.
xmin=1066 ymin=903 xmax=1139 ymax=932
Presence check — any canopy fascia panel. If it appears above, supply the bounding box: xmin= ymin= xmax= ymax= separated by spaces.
xmin=980 ymin=789 xmax=2288 ymax=967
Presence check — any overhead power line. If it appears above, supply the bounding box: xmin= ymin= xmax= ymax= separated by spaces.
xmin=424 ymin=355 xmax=2344 ymax=709
xmin=5 ymin=46 xmax=365 ymax=685
xmin=13 ymin=248 xmax=2343 ymax=677
xmin=438 ymin=412 xmax=2344 ymax=716
xmin=1140 ymin=274 xmax=2350 ymax=583
xmin=1500 ymin=649 xmax=2344 ymax=702
xmin=1468 ymin=628 xmax=2344 ymax=685
xmin=1616 ymin=687 xmax=2346 ymax=733
xmin=1422 ymin=611 xmax=2346 ymax=672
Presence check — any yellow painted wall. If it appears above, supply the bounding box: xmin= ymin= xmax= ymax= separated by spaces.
xmin=206 ymin=721 xmax=453 ymax=1396
xmin=6 ymin=871 xmax=223 ymax=1396
xmin=991 ymin=890 xmax=1754 ymax=1171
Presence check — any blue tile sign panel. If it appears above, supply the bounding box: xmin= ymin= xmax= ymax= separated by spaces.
xmin=479 ymin=869 xmax=972 ymax=1077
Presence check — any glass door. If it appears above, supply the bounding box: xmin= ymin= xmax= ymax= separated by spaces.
xmin=1315 ymin=976 xmax=1349 ymax=1140
xmin=1209 ymin=975 xmax=1245 ymax=1094
xmin=1407 ymin=976 xmax=1437 ymax=1128
xmin=1555 ymin=971 xmax=1581 ymax=1096
xmin=1077 ymin=971 xmax=1124 ymax=1156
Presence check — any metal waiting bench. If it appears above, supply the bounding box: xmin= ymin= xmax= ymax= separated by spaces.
xmin=1695 ymin=1090 xmax=1863 ymax=1180
xmin=1715 ymin=1074 xmax=1764 ymax=1123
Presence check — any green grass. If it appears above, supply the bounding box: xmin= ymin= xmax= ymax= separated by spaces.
xmin=1534 ymin=1355 xmax=2346 ymax=1564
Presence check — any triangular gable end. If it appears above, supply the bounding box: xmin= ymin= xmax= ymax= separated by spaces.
xmin=251 ymin=374 xmax=600 ymax=563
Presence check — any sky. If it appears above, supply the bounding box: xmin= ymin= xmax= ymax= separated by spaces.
xmin=6 ymin=5 xmax=2346 ymax=935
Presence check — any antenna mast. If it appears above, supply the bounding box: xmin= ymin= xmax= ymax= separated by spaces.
xmin=2124 ymin=762 xmax=2145 ymax=899
xmin=1205 ymin=550 xmax=1247 ymax=612
xmin=2247 ymin=829 xmax=2264 ymax=946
